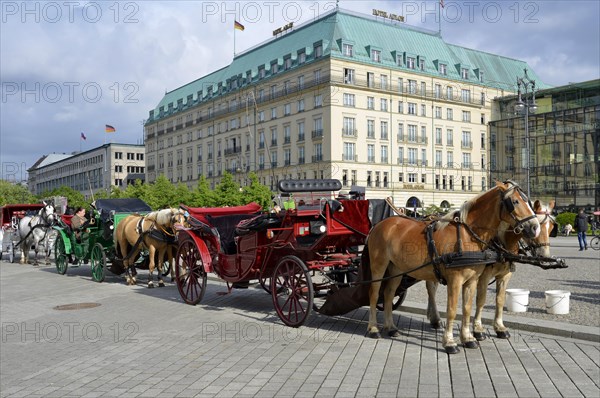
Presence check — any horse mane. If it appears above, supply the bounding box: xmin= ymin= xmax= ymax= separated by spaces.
xmin=146 ymin=208 xmax=180 ymax=225
xmin=434 ymin=186 xmax=501 ymax=231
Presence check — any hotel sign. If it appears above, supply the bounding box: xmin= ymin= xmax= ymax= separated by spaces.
xmin=372 ymin=9 xmax=404 ymax=22
xmin=273 ymin=22 xmax=293 ymax=36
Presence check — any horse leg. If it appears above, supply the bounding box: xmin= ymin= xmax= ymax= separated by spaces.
xmin=426 ymin=281 xmax=442 ymax=329
xmin=156 ymin=246 xmax=166 ymax=287
xmin=443 ymin=277 xmax=461 ymax=354
xmin=19 ymin=243 xmax=27 ymax=264
xmin=169 ymin=245 xmax=176 ymax=282
xmin=460 ymin=275 xmax=479 ymax=349
xmin=494 ymin=267 xmax=513 ymax=339
xmin=367 ymin=279 xmax=383 ymax=338
xmin=147 ymin=246 xmax=156 ymax=288
xmin=382 ymin=275 xmax=403 ymax=337
xmin=474 ymin=266 xmax=494 ymax=341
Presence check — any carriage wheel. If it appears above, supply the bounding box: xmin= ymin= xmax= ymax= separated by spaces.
xmin=54 ymin=239 xmax=68 ymax=275
xmin=8 ymin=243 xmax=15 ymax=263
xmin=272 ymin=256 xmax=313 ymax=327
xmin=590 ymin=236 xmax=600 ymax=251
xmin=175 ymin=240 xmax=207 ymax=305
xmin=90 ymin=243 xmax=106 ymax=282
xmin=259 ymin=274 xmax=273 ymax=294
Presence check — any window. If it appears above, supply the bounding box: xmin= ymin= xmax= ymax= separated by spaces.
xmin=421 ymin=149 xmax=427 ymax=166
xmin=380 ymin=121 xmax=388 ymax=140
xmin=420 ymin=82 xmax=426 ymax=95
xmin=343 ymin=117 xmax=356 ymax=136
xmin=446 ymin=86 xmax=453 ymax=100
xmin=367 ymin=72 xmax=375 ymax=88
xmin=314 ymin=94 xmax=322 ymax=108
xmin=367 ymin=120 xmax=375 ymax=138
xmin=435 ymin=150 xmax=442 ymax=167
xmin=313 ymin=143 xmax=323 ymax=161
xmin=408 ymin=173 xmax=417 ymax=183
xmin=283 ymin=125 xmax=291 ymax=143
xmin=408 ymin=124 xmax=417 ymax=142
xmin=344 ymin=68 xmax=355 ymax=84
xmin=367 ymin=144 xmax=375 ymax=163
xmin=435 ymin=128 xmax=442 ymax=145
xmin=408 ymin=148 xmax=417 ymax=164
xmin=380 ymin=74 xmax=388 ymax=90
xmin=297 ymin=121 xmax=305 ymax=141
xmin=284 ymin=103 xmax=291 ymax=116
xmin=271 ymin=107 xmax=277 ymax=119
xmin=397 ymin=123 xmax=404 ymax=141
xmin=439 ymin=63 xmax=447 ymax=75
xmin=446 ymin=108 xmax=453 ymax=120
xmin=461 ymin=89 xmax=471 ymax=103
xmin=408 ymin=80 xmax=417 ymax=94
xmin=367 ymin=96 xmax=374 ymax=110
xmin=297 ymin=75 xmax=304 ymax=90
xmin=343 ymin=142 xmax=356 ymax=161
xmin=398 ymin=78 xmax=404 ymax=93
xmin=481 ymin=133 xmax=486 ymax=149
xmin=462 ymin=131 xmax=472 ymax=148
xmin=397 ymin=147 xmax=404 ymax=164
xmin=462 ymin=152 xmax=472 ymax=169
xmin=315 ymin=44 xmax=323 ymax=58
xmin=420 ymin=104 xmax=426 ymax=117
xmin=271 ymin=63 xmax=278 ymax=74
xmin=271 ymin=127 xmax=278 ymax=145
xmin=408 ymin=103 xmax=416 ymax=115
xmin=298 ymin=146 xmax=305 ymax=163
xmin=419 ymin=58 xmax=425 ymax=71
xmin=380 ymin=98 xmax=388 ymax=111
xmin=447 ymin=151 xmax=454 ymax=168
xmin=343 ymin=93 xmax=355 ymax=107
xmin=397 ymin=101 xmax=404 ymax=113
xmin=447 ymin=129 xmax=454 ymax=146
xmin=435 ymin=106 xmax=442 ymax=119
xmin=343 ymin=43 xmax=353 ymax=57
xmin=407 ymin=57 xmax=416 ymax=69
xmin=435 ymin=84 xmax=441 ymax=99
xmin=285 ymin=58 xmax=292 ymax=70
xmin=461 ymin=68 xmax=469 ymax=79
xmin=462 ymin=111 xmax=471 ymax=122
xmin=398 ymin=172 xmax=404 ymax=182
xmin=371 ymin=49 xmax=381 ymax=62
xmin=367 ymin=171 xmax=372 ymax=187
xmin=297 ymin=98 xmax=305 ymax=112
xmin=298 ymin=52 xmax=306 ymax=64
xmin=380 ymin=146 xmax=388 ymax=163
xmin=314 ymin=69 xmax=321 ymax=84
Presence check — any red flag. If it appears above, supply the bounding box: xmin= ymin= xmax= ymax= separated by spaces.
xmin=81 ymin=132 xmax=87 ymax=140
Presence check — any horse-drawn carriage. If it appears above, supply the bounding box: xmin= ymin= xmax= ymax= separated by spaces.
xmin=53 ymin=198 xmax=152 ymax=282
xmin=1 ymin=204 xmax=46 ymax=262
xmin=174 ymin=179 xmax=399 ymax=327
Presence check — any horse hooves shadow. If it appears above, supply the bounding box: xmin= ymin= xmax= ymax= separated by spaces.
xmin=496 ymin=331 xmax=511 ymax=339
xmin=387 ymin=329 xmax=401 ymax=338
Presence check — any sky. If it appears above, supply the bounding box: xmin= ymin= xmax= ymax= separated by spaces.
xmin=1 ymin=0 xmax=599 ymax=182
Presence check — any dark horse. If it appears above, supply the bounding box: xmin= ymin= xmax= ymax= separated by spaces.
xmin=366 ymin=181 xmax=540 ymax=354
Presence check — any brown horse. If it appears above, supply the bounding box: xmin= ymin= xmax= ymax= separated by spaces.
xmin=366 ymin=181 xmax=540 ymax=354
xmin=426 ymin=199 xmax=558 ymax=340
xmin=115 ymin=208 xmax=186 ymax=287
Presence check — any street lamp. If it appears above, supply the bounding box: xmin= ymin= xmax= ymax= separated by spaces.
xmin=514 ymin=68 xmax=537 ymax=198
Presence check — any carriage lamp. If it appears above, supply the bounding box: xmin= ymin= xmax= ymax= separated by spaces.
xmin=310 ymin=220 xmax=327 ymax=235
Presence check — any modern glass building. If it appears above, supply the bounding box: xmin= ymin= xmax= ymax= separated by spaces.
xmin=489 ymin=79 xmax=600 ymax=210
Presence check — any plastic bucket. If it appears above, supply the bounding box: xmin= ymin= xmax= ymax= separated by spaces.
xmin=505 ymin=289 xmax=530 ymax=312
xmin=545 ymin=290 xmax=570 ymax=314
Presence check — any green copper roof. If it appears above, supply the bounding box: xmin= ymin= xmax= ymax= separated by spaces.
xmin=149 ymin=8 xmax=549 ymax=123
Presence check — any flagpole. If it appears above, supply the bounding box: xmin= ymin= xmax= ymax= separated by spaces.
xmin=439 ymin=0 xmax=443 ymax=36
xmin=234 ymin=24 xmax=236 ymax=57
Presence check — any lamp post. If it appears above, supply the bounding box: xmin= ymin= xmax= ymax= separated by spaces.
xmin=514 ymin=68 xmax=537 ymax=198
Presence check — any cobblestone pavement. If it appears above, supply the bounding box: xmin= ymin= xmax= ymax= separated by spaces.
xmin=1 ymin=248 xmax=599 ymax=397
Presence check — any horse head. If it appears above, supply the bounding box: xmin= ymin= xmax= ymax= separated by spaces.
xmin=149 ymin=208 xmax=187 ymax=230
xmin=523 ymin=199 xmax=556 ymax=257
xmin=40 ymin=202 xmax=57 ymax=226
xmin=497 ymin=180 xmax=540 ymax=239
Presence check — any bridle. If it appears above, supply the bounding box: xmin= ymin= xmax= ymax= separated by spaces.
xmin=500 ymin=183 xmax=537 ymax=235
xmin=521 ymin=210 xmax=556 ymax=251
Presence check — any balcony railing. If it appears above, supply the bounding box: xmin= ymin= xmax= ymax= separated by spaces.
xmin=342 ymin=128 xmax=357 ymax=137
xmin=342 ymin=154 xmax=358 ymax=161
xmin=312 ymin=155 xmax=323 ymax=162
xmin=461 ymin=141 xmax=473 ymax=149
xmin=312 ymin=129 xmax=324 ymax=139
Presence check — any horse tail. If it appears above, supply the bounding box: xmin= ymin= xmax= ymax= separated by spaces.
xmin=360 ymin=244 xmax=372 ymax=283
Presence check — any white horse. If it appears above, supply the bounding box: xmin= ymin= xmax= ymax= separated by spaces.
xmin=17 ymin=203 xmax=57 ymax=265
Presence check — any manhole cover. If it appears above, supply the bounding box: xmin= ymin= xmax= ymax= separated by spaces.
xmin=53 ymin=303 xmax=101 ymax=311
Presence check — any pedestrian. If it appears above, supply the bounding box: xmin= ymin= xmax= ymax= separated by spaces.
xmin=575 ymin=209 xmax=589 ymax=250
xmin=564 ymin=223 xmax=573 ymax=236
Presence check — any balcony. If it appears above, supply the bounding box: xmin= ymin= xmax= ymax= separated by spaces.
xmin=419 ymin=136 xmax=428 ymax=144
xmin=259 ymin=142 xmax=265 ymax=149
xmin=397 ymin=134 xmax=405 ymax=143
xmin=271 ymin=139 xmax=278 ymax=146
xmin=461 ymin=141 xmax=473 ymax=149
xmin=297 ymin=133 xmax=305 ymax=142
xmin=342 ymin=154 xmax=358 ymax=161
xmin=284 ymin=136 xmax=291 ymax=144
xmin=312 ymin=155 xmax=323 ymax=162
xmin=312 ymin=129 xmax=324 ymax=139
xmin=224 ymin=146 xmax=242 ymax=156
xmin=298 ymin=157 xmax=305 ymax=164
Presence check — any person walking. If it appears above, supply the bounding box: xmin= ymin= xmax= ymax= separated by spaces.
xmin=575 ymin=209 xmax=589 ymax=250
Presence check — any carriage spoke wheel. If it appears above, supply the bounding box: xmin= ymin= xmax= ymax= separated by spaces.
xmin=591 ymin=236 xmax=600 ymax=251
xmin=90 ymin=243 xmax=106 ymax=282
xmin=272 ymin=256 xmax=313 ymax=327
xmin=54 ymin=239 xmax=68 ymax=275
xmin=175 ymin=240 xmax=207 ymax=305
xmin=8 ymin=243 xmax=15 ymax=263
xmin=161 ymin=259 xmax=171 ymax=277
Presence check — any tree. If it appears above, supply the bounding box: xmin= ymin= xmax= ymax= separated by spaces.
xmin=214 ymin=172 xmax=243 ymax=206
xmin=241 ymin=173 xmax=273 ymax=210
xmin=0 ymin=180 xmax=37 ymax=206
xmin=121 ymin=179 xmax=147 ymax=202
xmin=40 ymin=185 xmax=86 ymax=210
xmin=146 ymin=175 xmax=177 ymax=209
xmin=189 ymin=176 xmax=217 ymax=207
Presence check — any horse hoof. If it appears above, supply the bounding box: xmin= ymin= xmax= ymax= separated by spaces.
xmin=430 ymin=321 xmax=441 ymax=329
xmin=367 ymin=331 xmax=381 ymax=339
xmin=445 ymin=345 xmax=460 ymax=354
xmin=473 ymin=332 xmax=487 ymax=341
xmin=463 ymin=341 xmax=479 ymax=349
xmin=496 ymin=331 xmax=510 ymax=339
xmin=148 ymin=283 xmax=154 ymax=288
xmin=387 ymin=329 xmax=401 ymax=338
xmin=158 ymin=281 xmax=165 ymax=287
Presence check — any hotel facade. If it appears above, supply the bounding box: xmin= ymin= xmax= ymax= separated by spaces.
xmin=144 ymin=8 xmax=549 ymax=209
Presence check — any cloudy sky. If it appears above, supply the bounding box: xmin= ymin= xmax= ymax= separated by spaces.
xmin=1 ymin=0 xmax=599 ymax=181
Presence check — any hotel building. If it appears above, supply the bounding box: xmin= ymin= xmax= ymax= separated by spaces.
xmin=144 ymin=8 xmax=549 ymax=209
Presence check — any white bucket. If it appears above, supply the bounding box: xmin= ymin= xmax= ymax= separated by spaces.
xmin=505 ymin=289 xmax=530 ymax=312
xmin=545 ymin=290 xmax=571 ymax=315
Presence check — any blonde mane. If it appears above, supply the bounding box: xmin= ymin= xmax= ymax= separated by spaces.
xmin=146 ymin=208 xmax=178 ymax=226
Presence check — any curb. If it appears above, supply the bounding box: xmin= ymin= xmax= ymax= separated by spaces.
xmin=399 ymin=300 xmax=600 ymax=343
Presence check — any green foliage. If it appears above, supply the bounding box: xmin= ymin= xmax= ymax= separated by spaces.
xmin=0 ymin=180 xmax=37 ymax=206
xmin=41 ymin=185 xmax=86 ymax=210
xmin=214 ymin=172 xmax=243 ymax=206
xmin=241 ymin=173 xmax=274 ymax=210
xmin=555 ymin=212 xmax=576 ymax=230
xmin=121 ymin=179 xmax=147 ymax=200
xmin=146 ymin=175 xmax=177 ymax=209
xmin=189 ymin=176 xmax=217 ymax=207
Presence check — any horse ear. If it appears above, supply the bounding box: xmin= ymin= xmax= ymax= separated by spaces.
xmin=42 ymin=201 xmax=47 ymax=206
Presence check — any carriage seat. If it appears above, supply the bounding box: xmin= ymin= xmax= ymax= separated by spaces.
xmin=235 ymin=214 xmax=282 ymax=236
xmin=205 ymin=214 xmax=258 ymax=255
xmin=61 ymin=214 xmax=74 ymax=228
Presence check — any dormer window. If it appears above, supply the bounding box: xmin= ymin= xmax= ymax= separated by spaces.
xmin=343 ymin=43 xmax=353 ymax=57
xmin=259 ymin=67 xmax=266 ymax=79
xmin=284 ymin=57 xmax=292 ymax=70
xmin=298 ymin=51 xmax=306 ymax=64
xmin=419 ymin=58 xmax=425 ymax=71
xmin=439 ymin=63 xmax=447 ymax=75
xmin=406 ymin=57 xmax=416 ymax=69
xmin=314 ymin=44 xmax=323 ymax=58
xmin=271 ymin=62 xmax=279 ymax=74
xmin=371 ymin=49 xmax=381 ymax=62
xmin=461 ymin=68 xmax=469 ymax=79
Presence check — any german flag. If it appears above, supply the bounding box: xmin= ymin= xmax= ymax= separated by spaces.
xmin=105 ymin=124 xmax=116 ymax=133
xmin=234 ymin=20 xmax=245 ymax=31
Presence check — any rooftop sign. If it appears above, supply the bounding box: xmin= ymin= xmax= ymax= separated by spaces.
xmin=372 ymin=8 xmax=404 ymax=22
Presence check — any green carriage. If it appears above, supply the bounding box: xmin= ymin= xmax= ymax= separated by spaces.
xmin=53 ymin=198 xmax=152 ymax=282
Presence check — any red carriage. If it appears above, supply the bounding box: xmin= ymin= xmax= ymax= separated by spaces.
xmin=1 ymin=204 xmax=45 ymax=262
xmin=175 ymin=179 xmax=395 ymax=327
